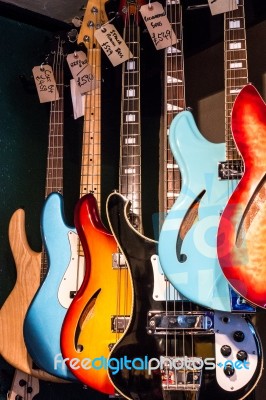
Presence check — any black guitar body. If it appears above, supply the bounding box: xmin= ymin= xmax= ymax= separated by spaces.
xmin=106 ymin=192 xmax=263 ymax=400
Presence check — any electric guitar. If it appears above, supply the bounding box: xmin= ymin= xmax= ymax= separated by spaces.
xmin=158 ymin=0 xmax=253 ymax=312
xmin=0 ymin=35 xmax=68 ymax=383
xmin=217 ymin=84 xmax=266 ymax=308
xmin=106 ymin=1 xmax=262 ymax=399
xmin=22 ymin=3 xmax=110 ymax=381
xmin=59 ymin=0 xmax=133 ymax=394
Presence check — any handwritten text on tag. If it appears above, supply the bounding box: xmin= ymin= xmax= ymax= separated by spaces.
xmin=66 ymin=51 xmax=98 ymax=94
xmin=208 ymin=0 xmax=238 ymax=15
xmin=32 ymin=65 xmax=59 ymax=103
xmin=94 ymin=24 xmax=133 ymax=67
xmin=140 ymin=2 xmax=177 ymax=50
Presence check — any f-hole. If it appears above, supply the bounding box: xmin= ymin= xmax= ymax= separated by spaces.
xmin=74 ymin=288 xmax=101 ymax=351
xmin=236 ymin=173 xmax=266 ymax=247
xmin=176 ymin=190 xmax=206 ymax=262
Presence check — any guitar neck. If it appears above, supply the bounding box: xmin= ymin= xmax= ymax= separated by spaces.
xmin=119 ymin=19 xmax=142 ymax=230
xmin=79 ymin=49 xmax=101 ymax=207
xmin=45 ymin=38 xmax=65 ymax=197
xmin=224 ymin=0 xmax=248 ymax=160
xmin=161 ymin=0 xmax=185 ymax=213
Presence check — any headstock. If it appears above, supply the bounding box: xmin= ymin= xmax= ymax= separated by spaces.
xmin=119 ymin=0 xmax=146 ymax=26
xmin=78 ymin=0 xmax=108 ymax=48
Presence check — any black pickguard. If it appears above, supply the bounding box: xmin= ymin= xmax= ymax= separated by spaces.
xmin=107 ymin=192 xmax=262 ymax=400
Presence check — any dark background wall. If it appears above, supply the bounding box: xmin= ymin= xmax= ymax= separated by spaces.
xmin=0 ymin=1 xmax=265 ymax=399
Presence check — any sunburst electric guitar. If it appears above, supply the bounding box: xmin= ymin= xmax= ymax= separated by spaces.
xmin=59 ymin=0 xmax=133 ymax=395
xmin=22 ymin=4 xmax=109 ymax=381
xmin=0 ymin=36 xmax=68 ymax=383
xmin=106 ymin=1 xmax=262 ymax=399
xmin=217 ymin=84 xmax=266 ymax=308
xmin=158 ymin=0 xmax=255 ymax=312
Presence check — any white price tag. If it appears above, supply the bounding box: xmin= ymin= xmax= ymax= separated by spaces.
xmin=139 ymin=2 xmax=177 ymax=50
xmin=208 ymin=0 xmax=238 ymax=16
xmin=32 ymin=65 xmax=59 ymax=103
xmin=66 ymin=51 xmax=99 ymax=94
xmin=94 ymin=24 xmax=133 ymax=66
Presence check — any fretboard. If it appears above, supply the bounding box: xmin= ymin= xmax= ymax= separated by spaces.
xmin=162 ymin=0 xmax=185 ymax=213
xmin=224 ymin=0 xmax=248 ymax=161
xmin=45 ymin=39 xmax=64 ymax=197
xmin=119 ymin=21 xmax=142 ymax=230
xmin=79 ymin=49 xmax=101 ymax=207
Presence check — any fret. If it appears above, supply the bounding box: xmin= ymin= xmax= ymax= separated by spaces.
xmin=160 ymin=0 xmax=183 ymax=215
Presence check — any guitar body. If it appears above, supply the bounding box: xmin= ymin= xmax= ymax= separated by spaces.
xmin=60 ymin=193 xmax=132 ymax=394
xmin=107 ymin=192 xmax=263 ymax=400
xmin=0 ymin=209 xmax=64 ymax=382
xmin=23 ymin=193 xmax=79 ymax=380
xmin=217 ymin=84 xmax=266 ymax=308
xmin=158 ymin=110 xmax=236 ymax=311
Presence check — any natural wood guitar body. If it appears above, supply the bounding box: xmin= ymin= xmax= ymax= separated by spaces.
xmin=0 ymin=209 xmax=65 ymax=382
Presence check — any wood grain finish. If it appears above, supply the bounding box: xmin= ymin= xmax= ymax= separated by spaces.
xmin=0 ymin=209 xmax=65 ymax=382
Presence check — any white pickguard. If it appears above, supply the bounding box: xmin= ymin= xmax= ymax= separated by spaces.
xmin=214 ymin=312 xmax=259 ymax=392
xmin=151 ymin=255 xmax=184 ymax=301
xmin=7 ymin=370 xmax=39 ymax=400
xmin=58 ymin=231 xmax=85 ymax=308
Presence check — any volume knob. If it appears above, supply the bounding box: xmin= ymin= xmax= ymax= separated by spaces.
xmin=221 ymin=345 xmax=232 ymax=357
xmin=224 ymin=363 xmax=235 ymax=377
xmin=237 ymin=350 xmax=248 ymax=361
xmin=233 ymin=330 xmax=245 ymax=342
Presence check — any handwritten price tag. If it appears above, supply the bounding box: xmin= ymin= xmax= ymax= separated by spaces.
xmin=140 ymin=2 xmax=177 ymax=50
xmin=32 ymin=65 xmax=59 ymax=103
xmin=66 ymin=51 xmax=98 ymax=95
xmin=94 ymin=24 xmax=133 ymax=67
xmin=208 ymin=0 xmax=238 ymax=15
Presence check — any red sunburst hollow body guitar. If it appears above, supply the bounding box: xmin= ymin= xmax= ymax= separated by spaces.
xmin=217 ymin=83 xmax=266 ymax=308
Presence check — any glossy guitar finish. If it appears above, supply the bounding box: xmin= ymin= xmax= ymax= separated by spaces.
xmin=0 ymin=209 xmax=65 ymax=382
xmin=23 ymin=193 xmax=78 ymax=380
xmin=60 ymin=193 xmax=132 ymax=394
xmin=217 ymin=84 xmax=266 ymax=308
xmin=158 ymin=110 xmax=234 ymax=311
xmin=107 ymin=192 xmax=263 ymax=400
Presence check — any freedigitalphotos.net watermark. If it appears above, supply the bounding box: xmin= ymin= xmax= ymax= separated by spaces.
xmin=54 ymin=354 xmax=250 ymax=375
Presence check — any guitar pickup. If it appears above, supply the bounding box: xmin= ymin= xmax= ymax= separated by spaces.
xmin=111 ymin=316 xmax=130 ymax=332
xmin=218 ymin=160 xmax=243 ymax=180
xmin=161 ymin=356 xmax=202 ymax=391
xmin=147 ymin=311 xmax=214 ymax=335
xmin=112 ymin=253 xmax=127 ymax=269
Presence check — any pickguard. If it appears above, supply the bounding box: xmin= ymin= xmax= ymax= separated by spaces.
xmin=58 ymin=231 xmax=85 ymax=308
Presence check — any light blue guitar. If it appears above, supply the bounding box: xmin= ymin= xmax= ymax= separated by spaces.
xmin=158 ymin=2 xmax=253 ymax=312
xmin=158 ymin=110 xmax=235 ymax=311
xmin=23 ymin=193 xmax=80 ymax=380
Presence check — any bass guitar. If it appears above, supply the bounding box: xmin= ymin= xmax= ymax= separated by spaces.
xmin=158 ymin=0 xmax=253 ymax=312
xmin=59 ymin=0 xmax=133 ymax=394
xmin=217 ymin=84 xmax=266 ymax=308
xmin=22 ymin=3 xmax=106 ymax=381
xmin=106 ymin=1 xmax=262 ymax=399
xmin=0 ymin=35 xmax=68 ymax=383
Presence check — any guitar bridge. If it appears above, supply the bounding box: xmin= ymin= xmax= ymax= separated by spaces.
xmin=218 ymin=160 xmax=243 ymax=180
xmin=112 ymin=253 xmax=127 ymax=269
xmin=147 ymin=311 xmax=214 ymax=335
xmin=161 ymin=356 xmax=202 ymax=391
xmin=111 ymin=315 xmax=130 ymax=332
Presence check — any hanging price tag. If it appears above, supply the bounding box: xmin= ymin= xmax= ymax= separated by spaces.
xmin=208 ymin=0 xmax=238 ymax=16
xmin=66 ymin=51 xmax=99 ymax=95
xmin=139 ymin=2 xmax=177 ymax=50
xmin=32 ymin=65 xmax=59 ymax=103
xmin=94 ymin=24 xmax=133 ymax=67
